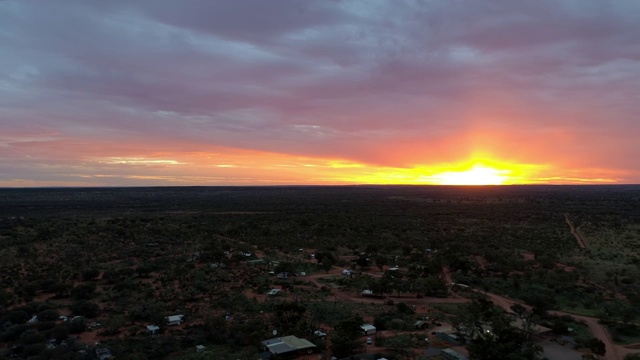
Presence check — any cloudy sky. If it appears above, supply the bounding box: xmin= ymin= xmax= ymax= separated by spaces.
xmin=2 ymin=0 xmax=640 ymax=186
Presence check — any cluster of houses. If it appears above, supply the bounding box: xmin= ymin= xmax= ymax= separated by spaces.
xmin=257 ymin=324 xmax=378 ymax=359
xmin=145 ymin=314 xmax=185 ymax=335
xmin=430 ymin=314 xmax=555 ymax=360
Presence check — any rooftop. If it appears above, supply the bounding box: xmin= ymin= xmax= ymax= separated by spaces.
xmin=261 ymin=335 xmax=316 ymax=355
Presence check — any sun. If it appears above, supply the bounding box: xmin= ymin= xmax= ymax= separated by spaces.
xmin=335 ymin=157 xmax=539 ymax=185
xmin=431 ymin=164 xmax=509 ymax=185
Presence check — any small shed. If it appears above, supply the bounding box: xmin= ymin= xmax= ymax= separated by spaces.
xmin=146 ymin=325 xmax=160 ymax=335
xmin=361 ymin=324 xmax=376 ymax=335
xmin=414 ymin=320 xmax=429 ymax=329
xmin=196 ymin=345 xmax=206 ymax=353
xmin=267 ymin=289 xmax=283 ymax=296
xmin=165 ymin=315 xmax=184 ymax=326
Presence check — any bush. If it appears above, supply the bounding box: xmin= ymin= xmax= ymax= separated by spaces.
xmin=36 ymin=321 xmax=56 ymax=331
xmin=24 ymin=343 xmax=46 ymax=357
xmin=68 ymin=318 xmax=86 ymax=334
xmin=388 ymin=318 xmax=410 ymax=331
xmin=0 ymin=325 xmax=28 ymax=342
xmin=71 ymin=301 xmax=99 ymax=318
xmin=37 ymin=309 xmax=59 ymax=322
xmin=71 ymin=284 xmax=96 ymax=300
xmin=396 ymin=302 xmax=415 ymax=315
xmin=20 ymin=329 xmax=45 ymax=345
xmin=49 ymin=324 xmax=70 ymax=339
xmin=81 ymin=269 xmax=100 ymax=281
xmin=4 ymin=309 xmax=29 ymax=324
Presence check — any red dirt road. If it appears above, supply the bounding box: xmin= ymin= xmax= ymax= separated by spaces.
xmin=476 ymin=290 xmax=622 ymax=360
xmin=565 ymin=214 xmax=587 ymax=249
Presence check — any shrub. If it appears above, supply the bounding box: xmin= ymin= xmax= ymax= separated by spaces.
xmin=37 ymin=309 xmax=59 ymax=322
xmin=396 ymin=302 xmax=415 ymax=315
xmin=71 ymin=301 xmax=99 ymax=318
xmin=4 ymin=309 xmax=29 ymax=324
xmin=20 ymin=329 xmax=45 ymax=345
xmin=81 ymin=269 xmax=100 ymax=281
xmin=68 ymin=318 xmax=86 ymax=334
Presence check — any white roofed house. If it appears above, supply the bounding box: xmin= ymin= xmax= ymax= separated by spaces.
xmin=260 ymin=335 xmax=316 ymax=358
xmin=165 ymin=314 xmax=184 ymax=326
xmin=360 ymin=324 xmax=376 ymax=335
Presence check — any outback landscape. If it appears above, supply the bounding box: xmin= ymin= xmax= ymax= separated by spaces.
xmin=1 ymin=185 xmax=640 ymax=360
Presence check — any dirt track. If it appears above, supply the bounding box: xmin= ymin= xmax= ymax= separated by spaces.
xmin=565 ymin=214 xmax=587 ymax=249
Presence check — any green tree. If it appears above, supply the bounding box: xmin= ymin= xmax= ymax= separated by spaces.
xmin=70 ymin=283 xmax=96 ymax=300
xmin=274 ymin=301 xmax=308 ymax=335
xmin=356 ymin=255 xmax=370 ymax=269
xmin=37 ymin=309 xmax=60 ymax=322
xmin=587 ymin=338 xmax=606 ymax=357
xmin=453 ymin=299 xmax=542 ymax=360
xmin=375 ymin=256 xmax=388 ymax=271
xmin=71 ymin=300 xmax=99 ymax=318
xmin=68 ymin=318 xmax=86 ymax=334
xmin=274 ymin=261 xmax=295 ymax=274
xmin=331 ymin=315 xmax=364 ymax=358
xmin=384 ymin=334 xmax=416 ymax=355
xmin=321 ymin=256 xmax=334 ymax=273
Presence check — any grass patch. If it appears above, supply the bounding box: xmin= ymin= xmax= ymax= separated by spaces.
xmin=601 ymin=321 xmax=640 ymax=345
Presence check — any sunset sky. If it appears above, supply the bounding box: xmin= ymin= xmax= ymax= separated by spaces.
xmin=2 ymin=0 xmax=640 ymax=186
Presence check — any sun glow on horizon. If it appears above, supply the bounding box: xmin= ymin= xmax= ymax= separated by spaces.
xmin=430 ymin=164 xmax=509 ymax=185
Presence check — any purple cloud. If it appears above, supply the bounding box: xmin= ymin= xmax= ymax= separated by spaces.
xmin=1 ymin=0 xmax=640 ymax=184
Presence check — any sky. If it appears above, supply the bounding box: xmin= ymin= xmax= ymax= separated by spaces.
xmin=2 ymin=0 xmax=640 ymax=186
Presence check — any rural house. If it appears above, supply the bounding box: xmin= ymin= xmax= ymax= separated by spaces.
xmin=360 ymin=324 xmax=376 ymax=335
xmin=414 ymin=320 xmax=429 ymax=329
xmin=260 ymin=335 xmax=316 ymax=358
xmin=165 ymin=315 xmax=184 ymax=326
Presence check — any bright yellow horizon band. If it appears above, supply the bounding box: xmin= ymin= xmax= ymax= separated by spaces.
xmin=1 ymin=151 xmax=621 ymax=187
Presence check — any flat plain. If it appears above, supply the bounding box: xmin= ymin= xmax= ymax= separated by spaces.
xmin=1 ymin=185 xmax=639 ymax=359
